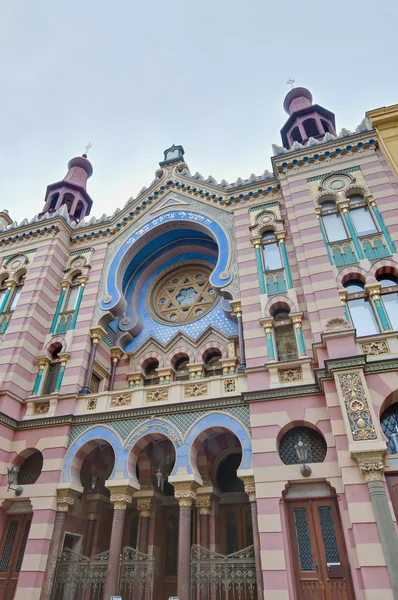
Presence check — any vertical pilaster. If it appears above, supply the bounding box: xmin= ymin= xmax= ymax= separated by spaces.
xmin=32 ymin=357 xmax=50 ymax=395
xmin=55 ymin=353 xmax=70 ymax=393
xmin=109 ymin=347 xmax=124 ymax=391
xmin=230 ymin=301 xmax=246 ymax=371
xmin=368 ymin=197 xmax=396 ymax=254
xmin=0 ymin=281 xmax=14 ymax=315
xmin=83 ymin=494 xmax=103 ymax=557
xmin=50 ymin=282 xmax=68 ymax=334
xmin=366 ymin=284 xmax=391 ymax=331
xmin=80 ymin=327 xmax=105 ymax=394
xmin=103 ymin=485 xmax=134 ymax=600
xmin=39 ymin=488 xmax=78 ymax=600
xmin=70 ymin=277 xmax=87 ymax=329
xmin=251 ymin=237 xmax=266 ymax=294
xmin=242 ymin=476 xmax=263 ymax=600
xmin=290 ymin=312 xmax=306 ymax=356
xmin=174 ymin=481 xmax=199 ymax=600
xmin=260 ymin=318 xmax=275 ymax=361
xmin=196 ymin=494 xmax=211 ymax=548
xmin=276 ymin=231 xmax=293 ymax=289
xmin=136 ymin=497 xmax=153 ymax=554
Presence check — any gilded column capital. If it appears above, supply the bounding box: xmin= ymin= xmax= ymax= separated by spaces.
xmin=87 ymin=497 xmax=102 ymax=521
xmin=110 ymin=347 xmax=124 ymax=362
xmin=230 ymin=300 xmax=242 ymax=318
xmin=250 ymin=236 xmax=262 ymax=249
xmin=136 ymin=497 xmax=153 ymax=518
xmin=260 ymin=317 xmax=274 ymax=332
xmin=366 ymin=195 xmax=375 ymax=208
xmin=365 ymin=283 xmax=382 ymax=300
xmin=196 ymin=494 xmax=212 ymax=515
xmin=90 ymin=327 xmax=106 ymax=344
xmin=5 ymin=280 xmax=16 ymax=290
xmin=337 ymin=200 xmax=350 ymax=212
xmin=173 ymin=481 xmax=200 ymax=507
xmin=77 ymin=275 xmax=89 ymax=286
xmin=290 ymin=312 xmax=304 ymax=327
xmin=37 ymin=356 xmax=51 ymax=369
xmin=351 ymin=450 xmax=387 ymax=482
xmin=315 ymin=206 xmax=322 ymax=217
xmin=59 ymin=279 xmax=70 ymax=290
xmin=56 ymin=488 xmax=78 ymax=512
xmin=275 ymin=230 xmax=287 ymax=242
xmin=108 ymin=485 xmax=134 ymax=510
xmin=339 ymin=290 xmax=348 ymax=304
xmin=58 ymin=352 xmax=71 ymax=367
xmin=241 ymin=476 xmax=256 ymax=502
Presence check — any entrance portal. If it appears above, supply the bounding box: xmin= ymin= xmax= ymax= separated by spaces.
xmin=0 ymin=514 xmax=31 ymax=600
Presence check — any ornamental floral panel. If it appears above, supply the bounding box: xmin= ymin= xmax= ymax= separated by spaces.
xmin=337 ymin=372 xmax=377 ymax=441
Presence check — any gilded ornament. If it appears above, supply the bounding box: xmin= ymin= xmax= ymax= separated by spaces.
xmin=196 ymin=495 xmax=211 ymax=515
xmin=184 ymin=382 xmax=208 ymax=398
xmin=173 ymin=481 xmax=200 ymax=506
xmin=146 ymin=388 xmax=168 ymax=402
xmin=136 ymin=497 xmax=153 ymax=518
xmin=279 ymin=368 xmax=302 ymax=383
xmin=360 ymin=339 xmax=389 ymax=356
xmin=352 ymin=451 xmax=386 ymax=482
xmin=224 ymin=379 xmax=236 ymax=393
xmin=109 ymin=485 xmax=134 ymax=509
xmin=34 ymin=402 xmax=50 ymax=415
xmin=110 ymin=393 xmax=131 ymax=408
xmin=87 ymin=398 xmax=97 ymax=411
xmin=337 ymin=372 xmax=377 ymax=441
xmin=57 ymin=488 xmax=77 ymax=512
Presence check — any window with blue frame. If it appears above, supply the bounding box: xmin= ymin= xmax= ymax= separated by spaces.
xmin=348 ymin=194 xmax=378 ymax=236
xmin=378 ymin=274 xmax=398 ymax=331
xmin=321 ymin=200 xmax=348 ymax=242
xmin=344 ymin=280 xmax=380 ymax=337
xmin=262 ymin=231 xmax=283 ymax=270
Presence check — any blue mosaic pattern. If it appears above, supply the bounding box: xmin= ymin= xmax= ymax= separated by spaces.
xmin=362 ymin=238 xmax=390 ymax=260
xmin=266 ymin=273 xmax=287 ymax=295
xmin=332 ymin=244 xmax=358 ymax=267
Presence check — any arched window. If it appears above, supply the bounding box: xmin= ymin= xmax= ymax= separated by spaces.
xmin=290 ymin=126 xmax=303 ymax=144
xmin=9 ymin=274 xmax=25 ymax=312
xmin=62 ymin=193 xmax=74 ymax=212
xmin=377 ymin=274 xmax=398 ymax=331
xmin=262 ymin=231 xmax=282 ymax=270
xmin=279 ymin=426 xmax=327 ymax=465
xmin=64 ymin=276 xmax=80 ymax=312
xmin=348 ymin=194 xmax=377 ymax=236
xmin=321 ymin=119 xmax=330 ymax=134
xmin=204 ymin=350 xmax=223 ymax=377
xmin=381 ymin=404 xmax=398 ymax=454
xmin=344 ymin=280 xmax=379 ymax=336
xmin=320 ymin=200 xmax=347 ymax=242
xmin=273 ymin=308 xmax=298 ymax=361
xmin=42 ymin=348 xmax=62 ymax=395
xmin=174 ymin=355 xmax=190 ymax=381
xmin=48 ymin=193 xmax=59 ymax=211
xmin=303 ymin=118 xmax=319 ymax=138
xmin=74 ymin=201 xmax=84 ymax=221
xmin=144 ymin=359 xmax=159 ymax=386
xmin=217 ymin=454 xmax=244 ymax=493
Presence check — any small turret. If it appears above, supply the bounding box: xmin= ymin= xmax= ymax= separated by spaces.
xmin=40 ymin=154 xmax=94 ymax=222
xmin=280 ymin=87 xmax=336 ymax=150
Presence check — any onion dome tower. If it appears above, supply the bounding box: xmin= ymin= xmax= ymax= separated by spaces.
xmin=280 ymin=87 xmax=336 ymax=150
xmin=40 ymin=154 xmax=94 ymax=222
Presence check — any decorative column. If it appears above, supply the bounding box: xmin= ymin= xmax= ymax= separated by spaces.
xmin=83 ymin=494 xmax=103 ymax=557
xmin=241 ymin=476 xmax=264 ymax=600
xmin=103 ymin=485 xmax=135 ymax=600
xmin=80 ymin=327 xmax=104 ymax=394
xmin=0 ymin=280 xmax=15 ymax=315
xmin=250 ymin=237 xmax=266 ymax=294
xmin=136 ymin=497 xmax=153 ymax=554
xmin=366 ymin=284 xmax=391 ymax=331
xmin=157 ymin=367 xmax=174 ymax=384
xmin=275 ymin=231 xmax=293 ymax=289
xmin=32 ymin=357 xmax=50 ymax=395
xmin=260 ymin=318 xmax=275 ymax=361
xmin=196 ymin=494 xmax=211 ymax=548
xmin=40 ymin=488 xmax=79 ymax=600
xmin=339 ymin=290 xmax=352 ymax=324
xmin=315 ymin=207 xmax=333 ymax=264
xmin=290 ymin=312 xmax=306 ymax=356
xmin=109 ymin=347 xmax=124 ymax=391
xmin=70 ymin=276 xmax=88 ymax=329
xmin=174 ymin=481 xmax=200 ymax=599
xmin=368 ymin=197 xmax=396 ymax=254
xmin=338 ymin=201 xmax=365 ymax=260
xmin=351 ymin=451 xmax=398 ymax=598
xmin=55 ymin=352 xmax=70 ymax=393
xmin=50 ymin=280 xmax=69 ymax=334
xmin=230 ymin=301 xmax=246 ymax=371
xmin=188 ymin=363 xmax=205 ymax=380
xmin=127 ymin=371 xmax=144 ymax=388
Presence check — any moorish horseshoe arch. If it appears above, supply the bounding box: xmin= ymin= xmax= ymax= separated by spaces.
xmin=100 ymin=210 xmax=233 ymax=324
xmin=62 ymin=425 xmax=127 ymax=484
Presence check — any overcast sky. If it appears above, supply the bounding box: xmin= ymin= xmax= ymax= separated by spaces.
xmin=1 ymin=0 xmax=397 ymax=223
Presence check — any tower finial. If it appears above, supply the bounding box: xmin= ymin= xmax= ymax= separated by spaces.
xmin=287 ymin=78 xmax=295 ymax=90
xmin=84 ymin=142 xmax=92 ymax=156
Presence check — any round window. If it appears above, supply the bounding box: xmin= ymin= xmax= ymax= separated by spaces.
xmin=148 ymin=262 xmax=218 ymax=325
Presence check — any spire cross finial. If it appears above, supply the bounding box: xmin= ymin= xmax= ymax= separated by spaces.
xmin=84 ymin=142 xmax=92 ymax=155
xmin=287 ymin=78 xmax=295 ymax=89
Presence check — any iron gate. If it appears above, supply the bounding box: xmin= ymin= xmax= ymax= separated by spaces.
xmin=51 ymin=548 xmax=108 ymax=600
xmin=119 ymin=546 xmax=155 ymax=599
xmin=191 ymin=544 xmax=257 ymax=600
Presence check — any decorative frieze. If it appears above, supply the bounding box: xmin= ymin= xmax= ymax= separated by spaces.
xmin=34 ymin=402 xmax=50 ymax=415
xmin=184 ymin=382 xmax=208 ymax=398
xmin=146 ymin=388 xmax=169 ymax=403
xmin=110 ymin=393 xmax=131 ymax=408
xmin=279 ymin=367 xmax=302 ymax=383
xmin=337 ymin=372 xmax=377 ymax=441
xmin=360 ymin=339 xmax=390 ymax=356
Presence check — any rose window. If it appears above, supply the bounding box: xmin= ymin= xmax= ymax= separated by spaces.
xmin=149 ymin=263 xmax=217 ymax=325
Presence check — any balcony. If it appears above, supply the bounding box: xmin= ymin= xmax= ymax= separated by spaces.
xmin=74 ymin=373 xmax=247 ymax=416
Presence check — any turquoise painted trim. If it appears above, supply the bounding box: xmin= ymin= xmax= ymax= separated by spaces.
xmin=318 ymin=218 xmax=333 ymax=265
xmin=55 ymin=364 xmax=66 ymax=392
xmin=70 ymin=285 xmax=84 ymax=329
xmin=0 ymin=288 xmax=12 ymax=315
xmin=295 ymin=326 xmax=306 ymax=356
xmin=255 ymin=246 xmax=266 ymax=294
xmin=33 ymin=368 xmax=44 ymax=395
xmin=371 ymin=205 xmax=395 ymax=254
xmin=343 ymin=211 xmax=364 ymax=259
xmin=374 ymin=298 xmax=391 ymax=331
xmin=50 ymin=288 xmax=66 ymax=334
xmin=279 ymin=240 xmax=293 ymax=289
xmin=342 ymin=304 xmax=351 ymax=324
xmin=266 ymin=331 xmax=275 ymax=360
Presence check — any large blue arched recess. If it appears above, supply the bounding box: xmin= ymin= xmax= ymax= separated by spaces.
xmin=173 ymin=413 xmax=252 ymax=477
xmin=101 ymin=210 xmax=232 ymax=313
xmin=62 ymin=426 xmax=127 ymax=483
